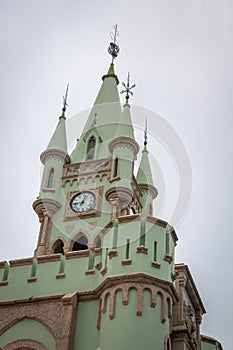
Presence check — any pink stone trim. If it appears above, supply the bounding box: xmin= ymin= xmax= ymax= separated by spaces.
xmin=121 ymin=259 xmax=132 ymax=266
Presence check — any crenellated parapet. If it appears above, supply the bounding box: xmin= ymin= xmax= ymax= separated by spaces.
xmin=98 ymin=274 xmax=175 ymax=327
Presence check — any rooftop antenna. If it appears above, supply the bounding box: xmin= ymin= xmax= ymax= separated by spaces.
xmin=121 ymin=72 xmax=136 ymax=103
xmin=108 ymin=24 xmax=120 ymax=63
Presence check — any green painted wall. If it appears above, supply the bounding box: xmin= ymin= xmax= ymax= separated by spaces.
xmin=74 ymin=300 xmax=100 ymax=350
xmin=99 ymin=289 xmax=168 ymax=350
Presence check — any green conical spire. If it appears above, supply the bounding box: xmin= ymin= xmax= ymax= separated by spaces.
xmin=136 ymin=121 xmax=154 ymax=186
xmin=116 ymin=102 xmax=135 ymax=139
xmin=136 ymin=147 xmax=154 ymax=186
xmin=46 ymin=117 xmax=68 ymax=153
xmin=46 ymin=86 xmax=69 ymax=153
xmin=93 ymin=63 xmax=120 ymax=106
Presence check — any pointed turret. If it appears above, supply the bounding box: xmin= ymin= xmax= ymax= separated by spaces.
xmin=33 ymin=87 xmax=71 ymax=256
xmin=41 ymin=84 xmax=69 ymax=161
xmin=137 ymin=120 xmax=158 ymax=216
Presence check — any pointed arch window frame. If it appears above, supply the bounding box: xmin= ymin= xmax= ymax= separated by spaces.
xmin=43 ymin=166 xmax=57 ymax=192
xmin=85 ymin=135 xmax=97 ymax=161
xmin=110 ymin=157 xmax=121 ymax=182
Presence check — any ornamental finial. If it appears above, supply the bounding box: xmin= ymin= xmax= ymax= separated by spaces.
xmin=121 ymin=72 xmax=136 ymax=103
xmin=60 ymin=83 xmax=69 ymax=119
xmin=144 ymin=117 xmax=148 ymax=149
xmin=108 ymin=24 xmax=120 ymax=63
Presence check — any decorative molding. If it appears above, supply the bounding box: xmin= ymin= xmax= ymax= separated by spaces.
xmin=121 ymin=259 xmax=132 ymax=266
xmin=136 ymin=245 xmax=148 ymax=254
xmin=3 ymin=339 xmax=48 ymax=350
xmin=138 ymin=183 xmax=158 ymax=199
xmin=105 ymin=186 xmax=133 ymax=205
xmin=33 ymin=198 xmax=61 ymax=221
xmin=109 ymin=137 xmax=140 ymax=156
xmin=100 ymin=267 xmax=107 ymax=276
xmin=40 ymin=149 xmax=70 ymax=165
xmin=108 ymin=249 xmax=118 ymax=259
xmin=164 ymin=254 xmax=173 ymax=264
xmin=0 ymin=281 xmax=8 ymax=286
xmin=146 ymin=215 xmax=168 ymax=228
xmin=151 ymin=261 xmax=161 ymax=269
xmin=65 ymin=250 xmax=89 ymax=260
xmin=62 ymin=158 xmax=112 ymax=187
xmin=85 ymin=269 xmax=95 ymax=276
xmin=102 ymin=73 xmax=119 ymax=84
xmin=175 ymin=264 xmax=206 ymax=315
xmin=37 ymin=254 xmax=61 ymax=264
xmin=118 ymin=213 xmax=140 ymax=223
xmin=95 ymin=262 xmax=102 ymax=270
xmin=9 ymin=258 xmax=33 ymax=267
xmin=98 ymin=281 xmax=173 ymax=328
xmin=27 ymin=277 xmax=37 ymax=283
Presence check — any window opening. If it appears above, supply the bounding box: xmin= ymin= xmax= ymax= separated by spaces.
xmin=126 ymin=239 xmax=130 ymax=259
xmin=54 ymin=240 xmax=64 ymax=254
xmin=130 ymin=207 xmax=136 ymax=214
xmin=72 ymin=235 xmax=88 ymax=251
xmin=47 ymin=168 xmax=54 ymax=188
xmin=153 ymin=241 xmax=157 ymax=261
xmin=113 ymin=157 xmax=119 ymax=177
xmin=86 ymin=135 xmax=96 ymax=160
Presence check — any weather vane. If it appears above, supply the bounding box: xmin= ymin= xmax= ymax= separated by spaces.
xmin=121 ymin=72 xmax=136 ymax=103
xmin=108 ymin=24 xmax=120 ymax=63
xmin=144 ymin=117 xmax=148 ymax=148
xmin=61 ymin=83 xmax=69 ymax=117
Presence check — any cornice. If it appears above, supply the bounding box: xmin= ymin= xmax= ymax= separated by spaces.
xmin=138 ymin=183 xmax=158 ymax=199
xmin=102 ymin=73 xmax=119 ymax=85
xmin=40 ymin=149 xmax=71 ymax=165
xmin=109 ymin=137 xmax=139 ymax=155
xmin=175 ymin=263 xmax=206 ymax=314
xmin=32 ymin=198 xmax=61 ymax=219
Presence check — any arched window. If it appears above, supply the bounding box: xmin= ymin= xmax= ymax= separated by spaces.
xmin=54 ymin=240 xmax=64 ymax=255
xmin=130 ymin=207 xmax=136 ymax=214
xmin=72 ymin=235 xmax=88 ymax=251
xmin=149 ymin=203 xmax=153 ymax=216
xmin=47 ymin=168 xmax=54 ymax=188
xmin=113 ymin=157 xmax=119 ymax=178
xmin=86 ymin=135 xmax=96 ymax=160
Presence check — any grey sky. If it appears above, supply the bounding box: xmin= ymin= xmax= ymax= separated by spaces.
xmin=0 ymin=1 xmax=232 ymax=348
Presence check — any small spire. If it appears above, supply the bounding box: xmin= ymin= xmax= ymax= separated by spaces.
xmin=121 ymin=72 xmax=136 ymax=104
xmin=60 ymin=83 xmax=69 ymax=119
xmin=144 ymin=117 xmax=148 ymax=149
xmin=108 ymin=24 xmax=120 ymax=64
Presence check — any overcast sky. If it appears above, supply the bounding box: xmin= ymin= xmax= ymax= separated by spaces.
xmin=0 ymin=1 xmax=232 ymax=348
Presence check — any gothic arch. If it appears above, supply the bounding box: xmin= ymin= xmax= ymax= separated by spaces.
xmin=164 ymin=334 xmax=171 ymax=350
xmin=50 ymin=237 xmax=66 ymax=254
xmin=69 ymin=230 xmax=91 ymax=251
xmin=0 ymin=317 xmax=56 ymax=349
xmin=3 ymin=339 xmax=48 ymax=350
xmin=86 ymin=135 xmax=96 ymax=160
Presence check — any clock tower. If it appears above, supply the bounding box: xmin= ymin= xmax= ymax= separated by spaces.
xmin=0 ymin=29 xmax=223 ymax=350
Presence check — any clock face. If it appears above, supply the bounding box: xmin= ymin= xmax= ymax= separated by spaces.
xmin=70 ymin=191 xmax=96 ymax=213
